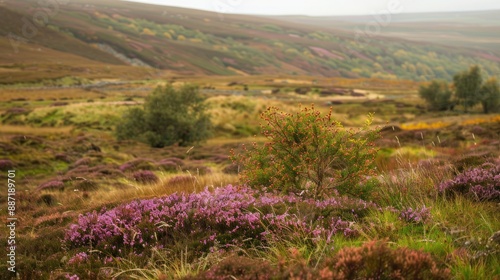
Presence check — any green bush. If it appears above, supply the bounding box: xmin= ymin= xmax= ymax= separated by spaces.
xmin=233 ymin=105 xmax=379 ymax=199
xmin=419 ymin=80 xmax=453 ymax=111
xmin=115 ymin=84 xmax=211 ymax=147
xmin=453 ymin=65 xmax=482 ymax=113
xmin=479 ymin=77 xmax=500 ymax=113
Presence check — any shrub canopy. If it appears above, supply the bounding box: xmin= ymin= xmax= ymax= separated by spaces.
xmin=116 ymin=84 xmax=211 ymax=147
xmin=234 ymin=105 xmax=380 ymax=199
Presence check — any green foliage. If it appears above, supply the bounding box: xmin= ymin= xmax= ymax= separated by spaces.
xmin=234 ymin=105 xmax=380 ymax=199
xmin=419 ymin=80 xmax=454 ymax=111
xmin=116 ymin=84 xmax=211 ymax=147
xmin=453 ymin=65 xmax=483 ymax=112
xmin=479 ymin=77 xmax=500 ymax=113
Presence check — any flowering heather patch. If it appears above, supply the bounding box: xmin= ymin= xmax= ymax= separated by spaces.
xmin=438 ymin=162 xmax=500 ymax=201
xmin=65 ymin=274 xmax=80 ymax=280
xmin=65 ymin=185 xmax=372 ymax=257
xmin=68 ymin=252 xmax=89 ymax=265
xmin=399 ymin=206 xmax=432 ymax=224
xmin=131 ymin=170 xmax=159 ymax=184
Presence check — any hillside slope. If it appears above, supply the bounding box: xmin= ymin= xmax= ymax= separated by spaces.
xmin=277 ymin=10 xmax=500 ymax=55
xmin=1 ymin=0 xmax=499 ymax=82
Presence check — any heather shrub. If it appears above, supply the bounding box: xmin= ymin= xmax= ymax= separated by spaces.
xmin=115 ymin=84 xmax=212 ymax=147
xmin=399 ymin=206 xmax=432 ymax=224
xmin=438 ymin=162 xmax=500 ymax=201
xmin=233 ymin=105 xmax=379 ymax=199
xmin=132 ymin=170 xmax=159 ymax=184
xmin=320 ymin=240 xmax=451 ymax=279
xmin=64 ymin=185 xmax=363 ymax=258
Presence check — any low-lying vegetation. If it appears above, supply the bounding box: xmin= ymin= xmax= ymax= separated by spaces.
xmin=1 ymin=81 xmax=499 ymax=280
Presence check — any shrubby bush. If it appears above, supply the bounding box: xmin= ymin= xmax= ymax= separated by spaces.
xmin=116 ymin=84 xmax=211 ymax=148
xmin=418 ymin=80 xmax=453 ymax=111
xmin=233 ymin=105 xmax=379 ymax=199
xmin=131 ymin=170 xmax=159 ymax=184
xmin=438 ymin=162 xmax=500 ymax=201
xmin=64 ymin=185 xmax=375 ymax=258
xmin=189 ymin=241 xmax=449 ymax=280
xmin=320 ymin=240 xmax=450 ymax=279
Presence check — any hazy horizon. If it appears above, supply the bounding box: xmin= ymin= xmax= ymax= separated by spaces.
xmin=123 ymin=0 xmax=500 ymax=16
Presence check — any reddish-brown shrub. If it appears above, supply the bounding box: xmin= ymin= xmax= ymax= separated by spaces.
xmin=320 ymin=240 xmax=450 ymax=280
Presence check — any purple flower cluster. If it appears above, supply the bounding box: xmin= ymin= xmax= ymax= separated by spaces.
xmin=399 ymin=206 xmax=432 ymax=224
xmin=65 ymin=274 xmax=80 ymax=280
xmin=68 ymin=252 xmax=89 ymax=265
xmin=438 ymin=163 xmax=500 ymax=201
xmin=65 ymin=185 xmax=373 ymax=256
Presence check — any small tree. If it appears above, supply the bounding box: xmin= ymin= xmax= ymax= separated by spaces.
xmin=116 ymin=84 xmax=211 ymax=148
xmin=479 ymin=77 xmax=500 ymax=114
xmin=453 ymin=65 xmax=482 ymax=112
xmin=233 ymin=105 xmax=380 ymax=199
xmin=418 ymin=80 xmax=453 ymax=111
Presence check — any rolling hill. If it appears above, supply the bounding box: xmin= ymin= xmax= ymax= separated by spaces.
xmin=0 ymin=0 xmax=499 ymax=83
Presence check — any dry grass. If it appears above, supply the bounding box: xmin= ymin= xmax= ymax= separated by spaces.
xmin=0 ymin=125 xmax=73 ymax=138
xmin=37 ymin=172 xmax=240 ymax=215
